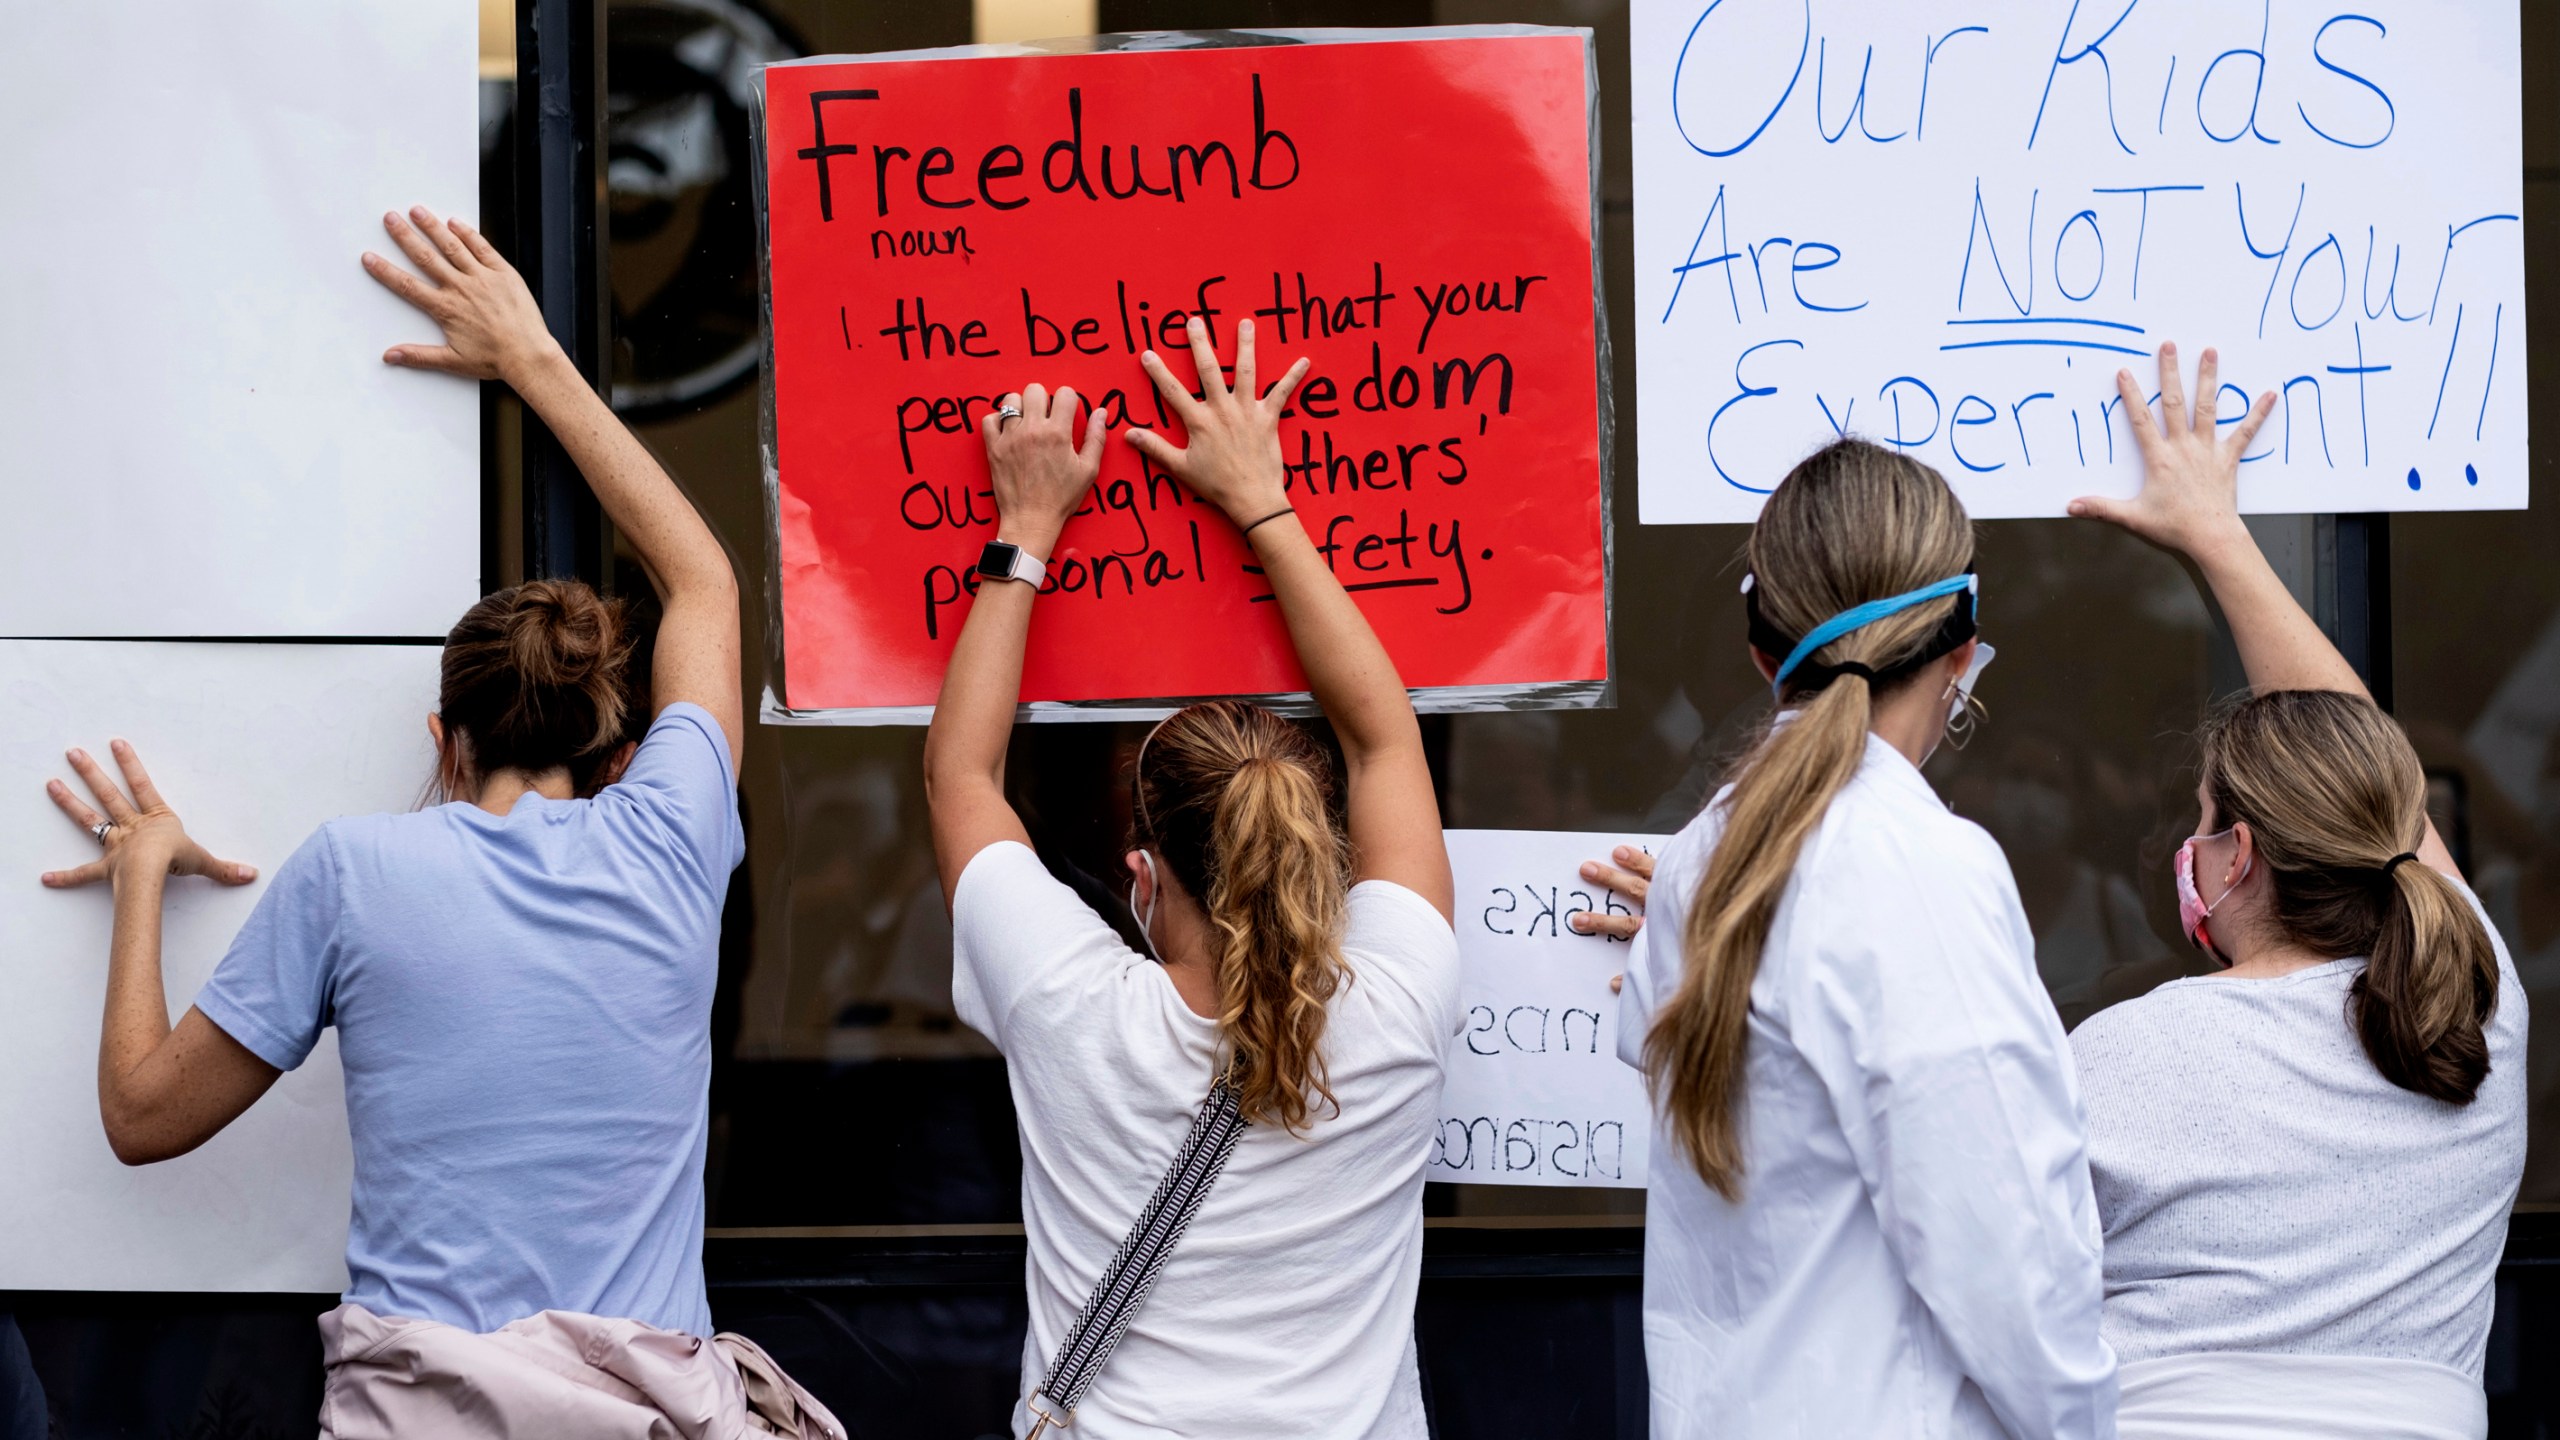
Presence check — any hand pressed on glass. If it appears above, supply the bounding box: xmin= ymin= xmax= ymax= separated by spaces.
xmin=39 ymin=739 xmax=253 ymax=892
xmin=1568 ymin=844 xmax=1654 ymax=993
xmin=364 ymin=206 xmax=560 ymax=385
xmin=1124 ymin=316 xmax=1311 ymax=530
xmin=2066 ymin=342 xmax=2275 ymax=559
xmin=979 ymin=382 xmax=1112 ymax=554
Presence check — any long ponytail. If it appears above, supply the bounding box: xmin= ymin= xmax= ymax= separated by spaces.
xmin=1136 ymin=701 xmax=1352 ymax=1133
xmin=1647 ymin=439 xmax=1975 ymax=1198
xmin=2199 ymin=690 xmax=2499 ymax=1103
xmin=2365 ymin=859 xmax=2497 ymax=1101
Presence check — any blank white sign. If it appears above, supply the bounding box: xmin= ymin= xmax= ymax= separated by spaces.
xmin=0 ymin=2 xmax=481 ymax=636
xmin=1429 ymin=829 xmax=1665 ymax=1189
xmin=0 ymin=641 xmax=440 ymax=1291
xmin=1631 ymin=1 xmax=2526 ymax=523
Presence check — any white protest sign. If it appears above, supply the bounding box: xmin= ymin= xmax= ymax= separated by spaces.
xmin=0 ymin=641 xmax=440 ymax=1290
xmin=1631 ymin=1 xmax=2525 ymax=523
xmin=0 ymin=1 xmax=479 ymax=635
xmin=1428 ymin=829 xmax=1667 ymax=1189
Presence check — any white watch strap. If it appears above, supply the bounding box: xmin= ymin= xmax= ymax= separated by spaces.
xmin=1002 ymin=546 xmax=1047 ymax=588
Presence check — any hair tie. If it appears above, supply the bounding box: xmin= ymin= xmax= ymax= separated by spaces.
xmin=1237 ymin=506 xmax=1296 ymax=539
xmin=2382 ymin=852 xmax=2420 ymax=876
xmin=1826 ymin=662 xmax=1877 ymax=684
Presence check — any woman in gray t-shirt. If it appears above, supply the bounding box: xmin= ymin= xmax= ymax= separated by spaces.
xmin=2067 ymin=343 xmax=2525 ymax=1439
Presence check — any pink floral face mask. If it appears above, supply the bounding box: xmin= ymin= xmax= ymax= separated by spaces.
xmin=2175 ymin=827 xmax=2251 ymax=958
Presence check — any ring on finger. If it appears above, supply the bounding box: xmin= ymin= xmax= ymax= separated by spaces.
xmin=90 ymin=821 xmax=114 ymax=846
xmin=995 ymin=404 xmax=1022 ymax=429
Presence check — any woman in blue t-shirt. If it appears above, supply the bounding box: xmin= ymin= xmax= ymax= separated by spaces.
xmin=40 ymin=207 xmax=832 ymax=1436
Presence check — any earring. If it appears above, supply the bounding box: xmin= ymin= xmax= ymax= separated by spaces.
xmin=1942 ymin=684 xmax=1987 ymax=751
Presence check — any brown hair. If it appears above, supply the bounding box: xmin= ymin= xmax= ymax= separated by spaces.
xmin=1649 ymin=439 xmax=1974 ymax=1198
xmin=1134 ymin=700 xmax=1352 ymax=1134
xmin=435 ymin=579 xmax=635 ymax=800
xmin=2198 ymin=689 xmax=2499 ymax=1103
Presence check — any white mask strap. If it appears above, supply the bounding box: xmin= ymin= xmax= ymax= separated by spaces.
xmin=1129 ymin=850 xmax=1162 ymax=961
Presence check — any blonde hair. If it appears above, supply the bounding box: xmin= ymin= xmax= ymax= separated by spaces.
xmin=1648 ymin=439 xmax=1974 ymax=1198
xmin=1135 ymin=700 xmax=1352 ymax=1133
xmin=2199 ymin=690 xmax=2499 ymax=1103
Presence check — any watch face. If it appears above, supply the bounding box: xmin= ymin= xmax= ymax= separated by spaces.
xmin=978 ymin=541 xmax=1019 ymax=577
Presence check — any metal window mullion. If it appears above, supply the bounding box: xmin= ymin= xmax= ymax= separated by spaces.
xmin=514 ymin=0 xmax=609 ymax=586
xmin=2319 ymin=513 xmax=2395 ymax=710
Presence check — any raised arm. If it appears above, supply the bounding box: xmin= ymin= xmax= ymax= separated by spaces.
xmin=1128 ymin=318 xmax=1454 ymax=921
xmin=923 ymin=385 xmax=1111 ymax=908
xmin=41 ymin=742 xmax=277 ymax=1164
xmin=365 ymin=207 xmax=743 ymax=771
xmin=2071 ymin=341 xmax=2456 ymax=877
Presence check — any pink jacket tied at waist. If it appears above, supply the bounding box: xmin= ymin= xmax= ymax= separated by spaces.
xmin=318 ymin=1303 xmax=847 ymax=1440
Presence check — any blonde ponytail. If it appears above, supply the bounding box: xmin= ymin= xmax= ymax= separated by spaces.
xmin=2199 ymin=689 xmax=2499 ymax=1103
xmin=1136 ymin=701 xmax=1352 ymax=1133
xmin=1646 ymin=439 xmax=1975 ymax=1198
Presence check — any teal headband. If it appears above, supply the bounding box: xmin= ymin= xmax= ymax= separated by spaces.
xmin=1765 ymin=573 xmax=1979 ymax=697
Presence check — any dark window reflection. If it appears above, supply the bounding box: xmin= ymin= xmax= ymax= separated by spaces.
xmin=2394 ymin=173 xmax=2560 ymax=1200
xmin=611 ymin=0 xmax=2560 ymax=1227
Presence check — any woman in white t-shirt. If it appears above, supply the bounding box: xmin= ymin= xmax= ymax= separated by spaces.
xmin=921 ymin=316 xmax=1458 ymax=1440
xmin=2067 ymin=344 xmax=2525 ymax=1439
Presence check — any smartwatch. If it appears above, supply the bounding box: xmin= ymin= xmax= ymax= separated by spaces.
xmin=976 ymin=539 xmax=1047 ymax=588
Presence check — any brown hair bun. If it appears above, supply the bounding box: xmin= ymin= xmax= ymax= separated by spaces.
xmin=437 ymin=578 xmax=635 ymax=796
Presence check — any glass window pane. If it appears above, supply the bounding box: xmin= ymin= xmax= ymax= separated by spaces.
xmin=2388 ymin=177 xmax=2560 ymax=1203
xmin=607 ymin=0 xmax=2549 ymax=1226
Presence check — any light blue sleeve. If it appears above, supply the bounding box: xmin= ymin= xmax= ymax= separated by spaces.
xmin=606 ymin=702 xmax=745 ymax=881
xmin=193 ymin=826 xmax=344 ymax=1072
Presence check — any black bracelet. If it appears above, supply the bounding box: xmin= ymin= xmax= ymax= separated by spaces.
xmin=1238 ymin=506 xmax=1295 ymax=539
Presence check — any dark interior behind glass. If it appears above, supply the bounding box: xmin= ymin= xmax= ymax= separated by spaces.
xmin=589 ymin=0 xmax=2560 ymax=1229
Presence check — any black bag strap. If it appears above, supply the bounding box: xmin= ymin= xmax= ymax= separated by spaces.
xmin=1024 ymin=1078 xmax=1249 ymax=1437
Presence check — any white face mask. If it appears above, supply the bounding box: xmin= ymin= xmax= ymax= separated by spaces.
xmin=1128 ymin=850 xmax=1162 ymax=962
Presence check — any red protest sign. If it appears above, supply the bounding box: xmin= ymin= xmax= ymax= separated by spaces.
xmin=760 ymin=32 xmax=1607 ymax=717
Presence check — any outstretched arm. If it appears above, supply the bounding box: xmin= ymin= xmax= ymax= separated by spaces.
xmin=2071 ymin=342 xmax=2456 ymax=877
xmin=923 ymin=385 xmax=1111 ymax=908
xmin=1128 ymin=318 xmax=1454 ymax=921
xmin=41 ymin=743 xmax=277 ymax=1164
xmin=365 ymin=207 xmax=743 ymax=771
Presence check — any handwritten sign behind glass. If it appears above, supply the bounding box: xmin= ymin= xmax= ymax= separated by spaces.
xmin=1429 ymin=829 xmax=1665 ymax=1190
xmin=1631 ymin=1 xmax=2525 ymax=523
xmin=759 ymin=32 xmax=1608 ymax=718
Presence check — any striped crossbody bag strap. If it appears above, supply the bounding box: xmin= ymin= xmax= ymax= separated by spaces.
xmin=1023 ymin=1077 xmax=1249 ymax=1438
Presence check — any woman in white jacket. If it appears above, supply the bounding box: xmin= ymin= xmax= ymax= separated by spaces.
xmin=1605 ymin=438 xmax=2117 ymax=1439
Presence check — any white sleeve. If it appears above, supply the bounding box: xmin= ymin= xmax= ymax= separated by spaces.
xmin=1617 ymin=824 xmax=1703 ymax=1071
xmin=1344 ymin=879 xmax=1462 ymax=1044
xmin=1617 ymin=907 xmax=1658 ymax=1065
xmin=1614 ymin=921 xmax=1655 ymax=1071
xmin=950 ymin=840 xmax=1133 ymax=1051
xmin=1789 ymin=828 xmax=2118 ymax=1440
